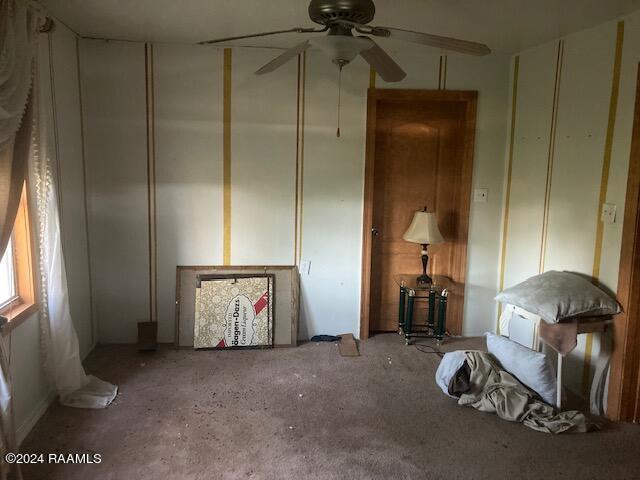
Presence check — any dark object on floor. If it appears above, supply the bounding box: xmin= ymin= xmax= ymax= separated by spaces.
xmin=339 ymin=333 xmax=359 ymax=357
xmin=448 ymin=361 xmax=471 ymax=396
xmin=137 ymin=321 xmax=158 ymax=351
xmin=310 ymin=335 xmax=341 ymax=342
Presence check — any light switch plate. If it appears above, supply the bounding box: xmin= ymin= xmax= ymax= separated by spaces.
xmin=473 ymin=188 xmax=488 ymax=203
xmin=299 ymin=260 xmax=311 ymax=275
xmin=602 ymin=203 xmax=617 ymax=224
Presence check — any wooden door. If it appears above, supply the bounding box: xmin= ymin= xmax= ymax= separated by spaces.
xmin=608 ymin=63 xmax=640 ymax=422
xmin=361 ymin=90 xmax=477 ymax=336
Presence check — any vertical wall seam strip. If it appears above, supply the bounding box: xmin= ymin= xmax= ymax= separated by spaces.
xmin=297 ymin=51 xmax=307 ymax=265
xmin=47 ymin=33 xmax=65 ymax=243
xmin=539 ymin=39 xmax=564 ymax=273
xmin=497 ymin=55 xmax=520 ymax=333
xmin=294 ymin=54 xmax=301 ymax=265
xmin=592 ymin=21 xmax=625 ymax=282
xmin=151 ymin=44 xmax=158 ymax=323
xmin=223 ymin=48 xmax=232 ymax=265
xmin=144 ymin=43 xmax=158 ymax=322
xmin=75 ymin=37 xmax=96 ymax=344
xmin=438 ymin=55 xmax=448 ymax=90
xmin=144 ymin=42 xmax=151 ymax=320
xmin=582 ymin=20 xmax=625 ymax=393
xmin=443 ymin=55 xmax=448 ymax=90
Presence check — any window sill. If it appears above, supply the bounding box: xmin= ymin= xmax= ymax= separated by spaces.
xmin=0 ymin=302 xmax=38 ymax=336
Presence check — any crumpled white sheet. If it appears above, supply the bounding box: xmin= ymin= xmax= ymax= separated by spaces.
xmin=60 ymin=375 xmax=118 ymax=409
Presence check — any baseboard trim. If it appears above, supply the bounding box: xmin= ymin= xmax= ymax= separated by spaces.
xmin=17 ymin=390 xmax=56 ymax=446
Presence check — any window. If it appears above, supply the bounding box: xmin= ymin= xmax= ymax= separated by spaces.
xmin=0 ymin=182 xmax=36 ymax=331
xmin=0 ymin=237 xmax=17 ymax=308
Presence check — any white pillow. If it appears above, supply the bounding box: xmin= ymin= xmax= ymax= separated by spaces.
xmin=435 ymin=351 xmax=467 ymax=398
xmin=495 ymin=270 xmax=621 ymax=323
xmin=486 ymin=333 xmax=556 ymax=405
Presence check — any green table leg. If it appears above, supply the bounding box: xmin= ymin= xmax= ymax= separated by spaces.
xmin=428 ymin=288 xmax=435 ymax=334
xmin=398 ymin=286 xmax=406 ymax=334
xmin=405 ymin=292 xmax=415 ymax=346
xmin=437 ymin=291 xmax=448 ymax=346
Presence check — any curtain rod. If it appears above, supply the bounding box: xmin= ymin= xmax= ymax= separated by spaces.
xmin=37 ymin=16 xmax=302 ymax=50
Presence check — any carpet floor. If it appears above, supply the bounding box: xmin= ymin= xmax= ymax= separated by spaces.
xmin=21 ymin=334 xmax=640 ymax=480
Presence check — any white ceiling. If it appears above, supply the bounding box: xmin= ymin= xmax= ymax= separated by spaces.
xmin=43 ymin=0 xmax=640 ymax=54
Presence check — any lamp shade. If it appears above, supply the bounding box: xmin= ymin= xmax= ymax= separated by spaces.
xmin=402 ymin=211 xmax=444 ymax=245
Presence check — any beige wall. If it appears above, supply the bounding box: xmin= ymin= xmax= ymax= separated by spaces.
xmin=78 ymin=38 xmax=511 ymax=343
xmin=298 ymin=50 xmax=370 ymax=338
xmin=80 ymin=40 xmax=151 ymax=343
xmin=3 ymin=312 xmax=52 ymax=445
xmin=153 ymin=44 xmax=224 ymax=341
xmin=500 ymin=10 xmax=640 ymax=394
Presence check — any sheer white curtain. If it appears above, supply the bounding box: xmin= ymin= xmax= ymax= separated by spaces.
xmin=32 ymin=33 xmax=117 ymax=409
xmin=0 ymin=2 xmax=42 ymax=478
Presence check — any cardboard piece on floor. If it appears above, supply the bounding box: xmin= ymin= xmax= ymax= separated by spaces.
xmin=339 ymin=333 xmax=359 ymax=357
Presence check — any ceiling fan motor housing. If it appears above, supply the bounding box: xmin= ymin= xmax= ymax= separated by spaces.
xmin=308 ymin=0 xmax=376 ymax=26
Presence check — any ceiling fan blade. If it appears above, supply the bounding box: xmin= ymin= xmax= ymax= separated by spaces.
xmin=358 ymin=25 xmax=491 ymax=56
xmin=199 ymin=26 xmax=326 ymax=45
xmin=358 ymin=38 xmax=406 ymax=83
xmin=255 ymin=41 xmax=311 ymax=75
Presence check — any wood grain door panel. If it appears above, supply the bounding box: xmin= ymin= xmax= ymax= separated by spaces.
xmin=608 ymin=64 xmax=640 ymax=422
xmin=363 ymin=90 xmax=477 ymax=335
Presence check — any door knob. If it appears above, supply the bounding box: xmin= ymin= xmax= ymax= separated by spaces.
xmin=372 ymin=227 xmax=379 ymax=236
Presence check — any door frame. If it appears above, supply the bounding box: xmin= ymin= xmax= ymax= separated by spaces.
xmin=608 ymin=63 xmax=640 ymax=422
xmin=359 ymin=88 xmax=478 ymax=340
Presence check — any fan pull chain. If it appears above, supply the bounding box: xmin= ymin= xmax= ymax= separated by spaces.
xmin=336 ymin=66 xmax=342 ymax=138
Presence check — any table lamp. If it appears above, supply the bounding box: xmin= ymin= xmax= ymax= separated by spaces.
xmin=402 ymin=208 xmax=444 ymax=285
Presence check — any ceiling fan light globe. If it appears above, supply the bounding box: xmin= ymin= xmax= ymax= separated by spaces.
xmin=311 ymin=35 xmax=371 ymax=66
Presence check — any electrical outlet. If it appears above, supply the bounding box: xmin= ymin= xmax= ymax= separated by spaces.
xmin=473 ymin=188 xmax=488 ymax=203
xmin=299 ymin=260 xmax=311 ymax=275
xmin=601 ymin=203 xmax=617 ymax=224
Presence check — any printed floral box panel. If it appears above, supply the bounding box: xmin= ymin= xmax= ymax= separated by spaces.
xmin=194 ymin=275 xmax=273 ymax=349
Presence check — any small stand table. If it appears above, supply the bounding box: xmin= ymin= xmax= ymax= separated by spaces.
xmin=395 ymin=274 xmax=451 ymax=346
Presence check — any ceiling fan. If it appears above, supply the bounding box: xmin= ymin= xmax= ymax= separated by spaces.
xmin=199 ymin=0 xmax=491 ymax=82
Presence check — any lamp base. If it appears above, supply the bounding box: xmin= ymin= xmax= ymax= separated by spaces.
xmin=416 ymin=274 xmax=433 ymax=285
